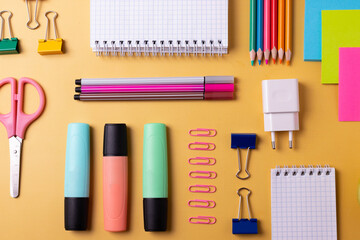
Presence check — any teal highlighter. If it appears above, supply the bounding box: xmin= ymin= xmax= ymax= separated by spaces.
xmin=143 ymin=123 xmax=168 ymax=231
xmin=64 ymin=123 xmax=90 ymax=230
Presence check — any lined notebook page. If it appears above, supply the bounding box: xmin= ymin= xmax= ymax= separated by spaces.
xmin=90 ymin=0 xmax=228 ymax=56
xmin=271 ymin=167 xmax=337 ymax=240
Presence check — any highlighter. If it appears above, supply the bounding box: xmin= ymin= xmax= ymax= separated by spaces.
xmin=103 ymin=124 xmax=128 ymax=232
xmin=64 ymin=123 xmax=90 ymax=231
xmin=143 ymin=123 xmax=168 ymax=231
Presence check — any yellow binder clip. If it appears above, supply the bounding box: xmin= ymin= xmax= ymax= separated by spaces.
xmin=38 ymin=11 xmax=63 ymax=55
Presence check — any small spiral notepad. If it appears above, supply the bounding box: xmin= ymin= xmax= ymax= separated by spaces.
xmin=271 ymin=166 xmax=337 ymax=240
xmin=90 ymin=0 xmax=228 ymax=57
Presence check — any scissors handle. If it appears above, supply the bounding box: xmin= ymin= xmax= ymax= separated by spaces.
xmin=0 ymin=77 xmax=17 ymax=138
xmin=16 ymin=77 xmax=46 ymax=139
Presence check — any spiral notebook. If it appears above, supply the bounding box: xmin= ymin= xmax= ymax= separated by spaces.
xmin=90 ymin=0 xmax=228 ymax=57
xmin=271 ymin=166 xmax=337 ymax=240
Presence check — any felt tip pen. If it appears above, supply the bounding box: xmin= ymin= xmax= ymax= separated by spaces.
xmin=143 ymin=123 xmax=168 ymax=231
xmin=75 ymin=76 xmax=234 ymax=85
xmin=64 ymin=123 xmax=90 ymax=231
xmin=74 ymin=92 xmax=234 ymax=101
xmin=103 ymin=124 xmax=128 ymax=232
xmin=75 ymin=84 xmax=234 ymax=94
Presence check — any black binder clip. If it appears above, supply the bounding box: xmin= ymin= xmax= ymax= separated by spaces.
xmin=231 ymin=134 xmax=256 ymax=180
xmin=232 ymin=188 xmax=258 ymax=234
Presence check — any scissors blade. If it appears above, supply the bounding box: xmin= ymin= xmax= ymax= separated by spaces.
xmin=9 ymin=136 xmax=23 ymax=198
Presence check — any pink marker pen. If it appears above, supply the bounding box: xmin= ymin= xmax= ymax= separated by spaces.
xmin=103 ymin=124 xmax=128 ymax=232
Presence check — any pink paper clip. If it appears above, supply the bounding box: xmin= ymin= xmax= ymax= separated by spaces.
xmin=188 ymin=199 xmax=216 ymax=208
xmin=189 ymin=216 xmax=217 ymax=224
xmin=188 ymin=142 xmax=216 ymax=151
xmin=189 ymin=128 xmax=217 ymax=137
xmin=188 ymin=157 xmax=216 ymax=165
xmin=189 ymin=171 xmax=217 ymax=179
xmin=188 ymin=185 xmax=217 ymax=193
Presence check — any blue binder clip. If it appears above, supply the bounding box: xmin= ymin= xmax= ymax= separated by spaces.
xmin=232 ymin=188 xmax=258 ymax=234
xmin=231 ymin=134 xmax=256 ymax=179
xmin=0 ymin=11 xmax=19 ymax=55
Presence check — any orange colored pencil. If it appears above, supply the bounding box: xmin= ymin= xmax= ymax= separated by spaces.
xmin=285 ymin=0 xmax=292 ymax=65
xmin=278 ymin=0 xmax=285 ymax=64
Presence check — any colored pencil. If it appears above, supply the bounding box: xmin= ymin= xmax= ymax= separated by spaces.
xmin=256 ymin=0 xmax=264 ymax=65
xmin=264 ymin=0 xmax=271 ymax=64
xmin=271 ymin=0 xmax=278 ymax=63
xmin=278 ymin=0 xmax=285 ymax=63
xmin=249 ymin=0 xmax=257 ymax=66
xmin=285 ymin=0 xmax=292 ymax=65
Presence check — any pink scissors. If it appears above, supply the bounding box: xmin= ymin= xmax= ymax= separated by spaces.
xmin=0 ymin=77 xmax=45 ymax=198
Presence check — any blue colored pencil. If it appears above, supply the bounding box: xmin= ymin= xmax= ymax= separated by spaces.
xmin=256 ymin=0 xmax=264 ymax=65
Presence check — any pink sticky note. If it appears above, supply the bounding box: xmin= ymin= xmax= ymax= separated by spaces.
xmin=339 ymin=47 xmax=360 ymax=121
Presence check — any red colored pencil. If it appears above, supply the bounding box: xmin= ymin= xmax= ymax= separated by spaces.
xmin=271 ymin=0 xmax=278 ymax=63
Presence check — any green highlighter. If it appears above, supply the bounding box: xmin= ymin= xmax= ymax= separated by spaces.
xmin=143 ymin=123 xmax=168 ymax=231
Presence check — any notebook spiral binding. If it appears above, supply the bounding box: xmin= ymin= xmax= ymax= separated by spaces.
xmin=275 ymin=165 xmax=332 ymax=177
xmin=94 ymin=40 xmax=226 ymax=57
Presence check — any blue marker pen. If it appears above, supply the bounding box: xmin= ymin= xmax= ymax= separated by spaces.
xmin=64 ymin=123 xmax=90 ymax=231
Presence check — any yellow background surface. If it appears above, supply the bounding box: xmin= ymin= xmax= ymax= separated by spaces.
xmin=0 ymin=0 xmax=359 ymax=239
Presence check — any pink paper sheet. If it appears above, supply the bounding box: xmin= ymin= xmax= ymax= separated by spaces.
xmin=339 ymin=47 xmax=360 ymax=121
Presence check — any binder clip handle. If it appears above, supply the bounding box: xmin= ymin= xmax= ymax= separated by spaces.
xmin=0 ymin=10 xmax=14 ymax=39
xmin=44 ymin=11 xmax=58 ymax=41
xmin=232 ymin=188 xmax=258 ymax=234
xmin=25 ymin=0 xmax=40 ymax=30
xmin=237 ymin=188 xmax=252 ymax=220
xmin=236 ymin=147 xmax=251 ymax=180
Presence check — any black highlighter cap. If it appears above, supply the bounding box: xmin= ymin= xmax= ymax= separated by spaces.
xmin=103 ymin=124 xmax=127 ymax=156
xmin=143 ymin=198 xmax=168 ymax=231
xmin=64 ymin=197 xmax=89 ymax=231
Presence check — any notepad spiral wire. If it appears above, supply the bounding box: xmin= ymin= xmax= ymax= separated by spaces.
xmin=274 ymin=165 xmax=332 ymax=177
xmin=94 ymin=40 xmax=226 ymax=57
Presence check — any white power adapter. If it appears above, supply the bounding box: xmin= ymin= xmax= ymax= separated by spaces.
xmin=262 ymin=79 xmax=299 ymax=149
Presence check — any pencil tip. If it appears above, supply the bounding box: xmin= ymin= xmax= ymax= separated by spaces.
xmin=265 ymin=60 xmax=268 ymax=64
xmin=279 ymin=59 xmax=283 ymax=64
xmin=286 ymin=61 xmax=290 ymax=66
xmin=251 ymin=60 xmax=254 ymax=66
xmin=258 ymin=60 xmax=261 ymax=65
xmin=273 ymin=59 xmax=276 ymax=64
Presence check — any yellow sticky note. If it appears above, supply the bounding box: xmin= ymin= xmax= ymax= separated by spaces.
xmin=321 ymin=10 xmax=360 ymax=84
xmin=38 ymin=38 xmax=63 ymax=55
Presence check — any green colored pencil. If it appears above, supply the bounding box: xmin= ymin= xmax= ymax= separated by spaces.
xmin=250 ymin=0 xmax=257 ymax=66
